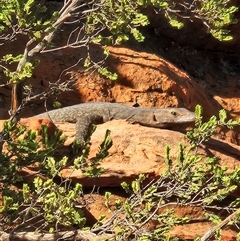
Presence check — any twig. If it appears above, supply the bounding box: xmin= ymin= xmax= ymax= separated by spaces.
xmin=201 ymin=208 xmax=240 ymax=241
xmin=0 ymin=229 xmax=113 ymax=241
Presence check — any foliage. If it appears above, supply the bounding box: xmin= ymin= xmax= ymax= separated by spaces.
xmin=0 ymin=0 xmax=52 ymax=32
xmin=0 ymin=0 xmax=238 ymax=88
xmin=73 ymin=125 xmax=112 ymax=177
xmin=0 ymin=0 xmax=57 ymax=82
xmin=87 ymin=0 xmax=149 ymax=45
xmin=0 ymin=121 xmax=112 ymax=232
xmin=0 ymin=104 xmax=240 ymax=238
xmin=187 ymin=105 xmax=240 ymax=146
xmin=91 ymin=106 xmax=240 ymax=240
xmin=198 ymin=0 xmax=238 ymax=41
xmin=0 ymin=121 xmax=65 ymax=183
xmin=139 ymin=0 xmax=238 ymax=41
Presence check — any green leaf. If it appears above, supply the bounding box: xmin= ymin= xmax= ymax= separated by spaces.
xmin=152 ymin=1 xmax=169 ymax=8
xmin=132 ymin=180 xmax=140 ymax=193
xmin=23 ymin=183 xmax=30 ymax=202
xmin=97 ymin=67 xmax=118 ymax=80
xmin=121 ymin=182 xmax=130 ymax=193
xmin=169 ymin=17 xmax=184 ymax=29
xmin=115 ymin=34 xmax=129 ymax=44
xmin=131 ymin=28 xmax=145 ymax=42
xmin=137 ymin=0 xmax=151 ymax=7
xmin=53 ymin=101 xmax=62 ymax=108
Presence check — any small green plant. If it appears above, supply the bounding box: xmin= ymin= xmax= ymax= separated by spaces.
xmin=0 ymin=120 xmax=112 ymax=232
xmin=73 ymin=125 xmax=112 ymax=177
xmin=138 ymin=0 xmax=238 ymax=41
xmin=0 ymin=0 xmax=58 ymax=83
xmin=93 ymin=174 xmax=190 ymax=240
xmin=198 ymin=0 xmax=238 ymax=41
xmin=187 ymin=105 xmax=240 ymax=147
xmin=0 ymin=105 xmax=240 ymax=239
xmin=93 ymin=106 xmax=240 ymax=240
xmin=0 ymin=121 xmax=65 ymax=184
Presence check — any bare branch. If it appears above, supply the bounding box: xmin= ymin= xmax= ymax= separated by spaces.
xmin=0 ymin=229 xmax=112 ymax=241
xmin=201 ymin=208 xmax=240 ymax=241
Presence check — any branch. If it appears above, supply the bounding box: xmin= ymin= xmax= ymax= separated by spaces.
xmin=201 ymin=208 xmax=240 ymax=241
xmin=0 ymin=230 xmax=113 ymax=241
xmin=9 ymin=0 xmax=90 ymax=116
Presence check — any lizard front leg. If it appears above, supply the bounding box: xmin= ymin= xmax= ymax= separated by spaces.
xmin=75 ymin=114 xmax=104 ymax=143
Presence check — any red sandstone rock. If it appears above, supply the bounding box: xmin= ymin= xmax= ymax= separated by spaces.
xmin=20 ymin=117 xmax=57 ymax=136
xmin=55 ymin=120 xmax=240 ymax=187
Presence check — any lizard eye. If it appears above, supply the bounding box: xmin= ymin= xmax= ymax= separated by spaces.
xmin=171 ymin=111 xmax=177 ymax=116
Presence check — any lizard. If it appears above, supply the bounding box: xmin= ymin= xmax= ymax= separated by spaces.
xmin=35 ymin=102 xmax=196 ymax=143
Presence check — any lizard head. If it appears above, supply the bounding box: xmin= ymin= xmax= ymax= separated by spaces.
xmin=152 ymin=107 xmax=196 ymax=128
